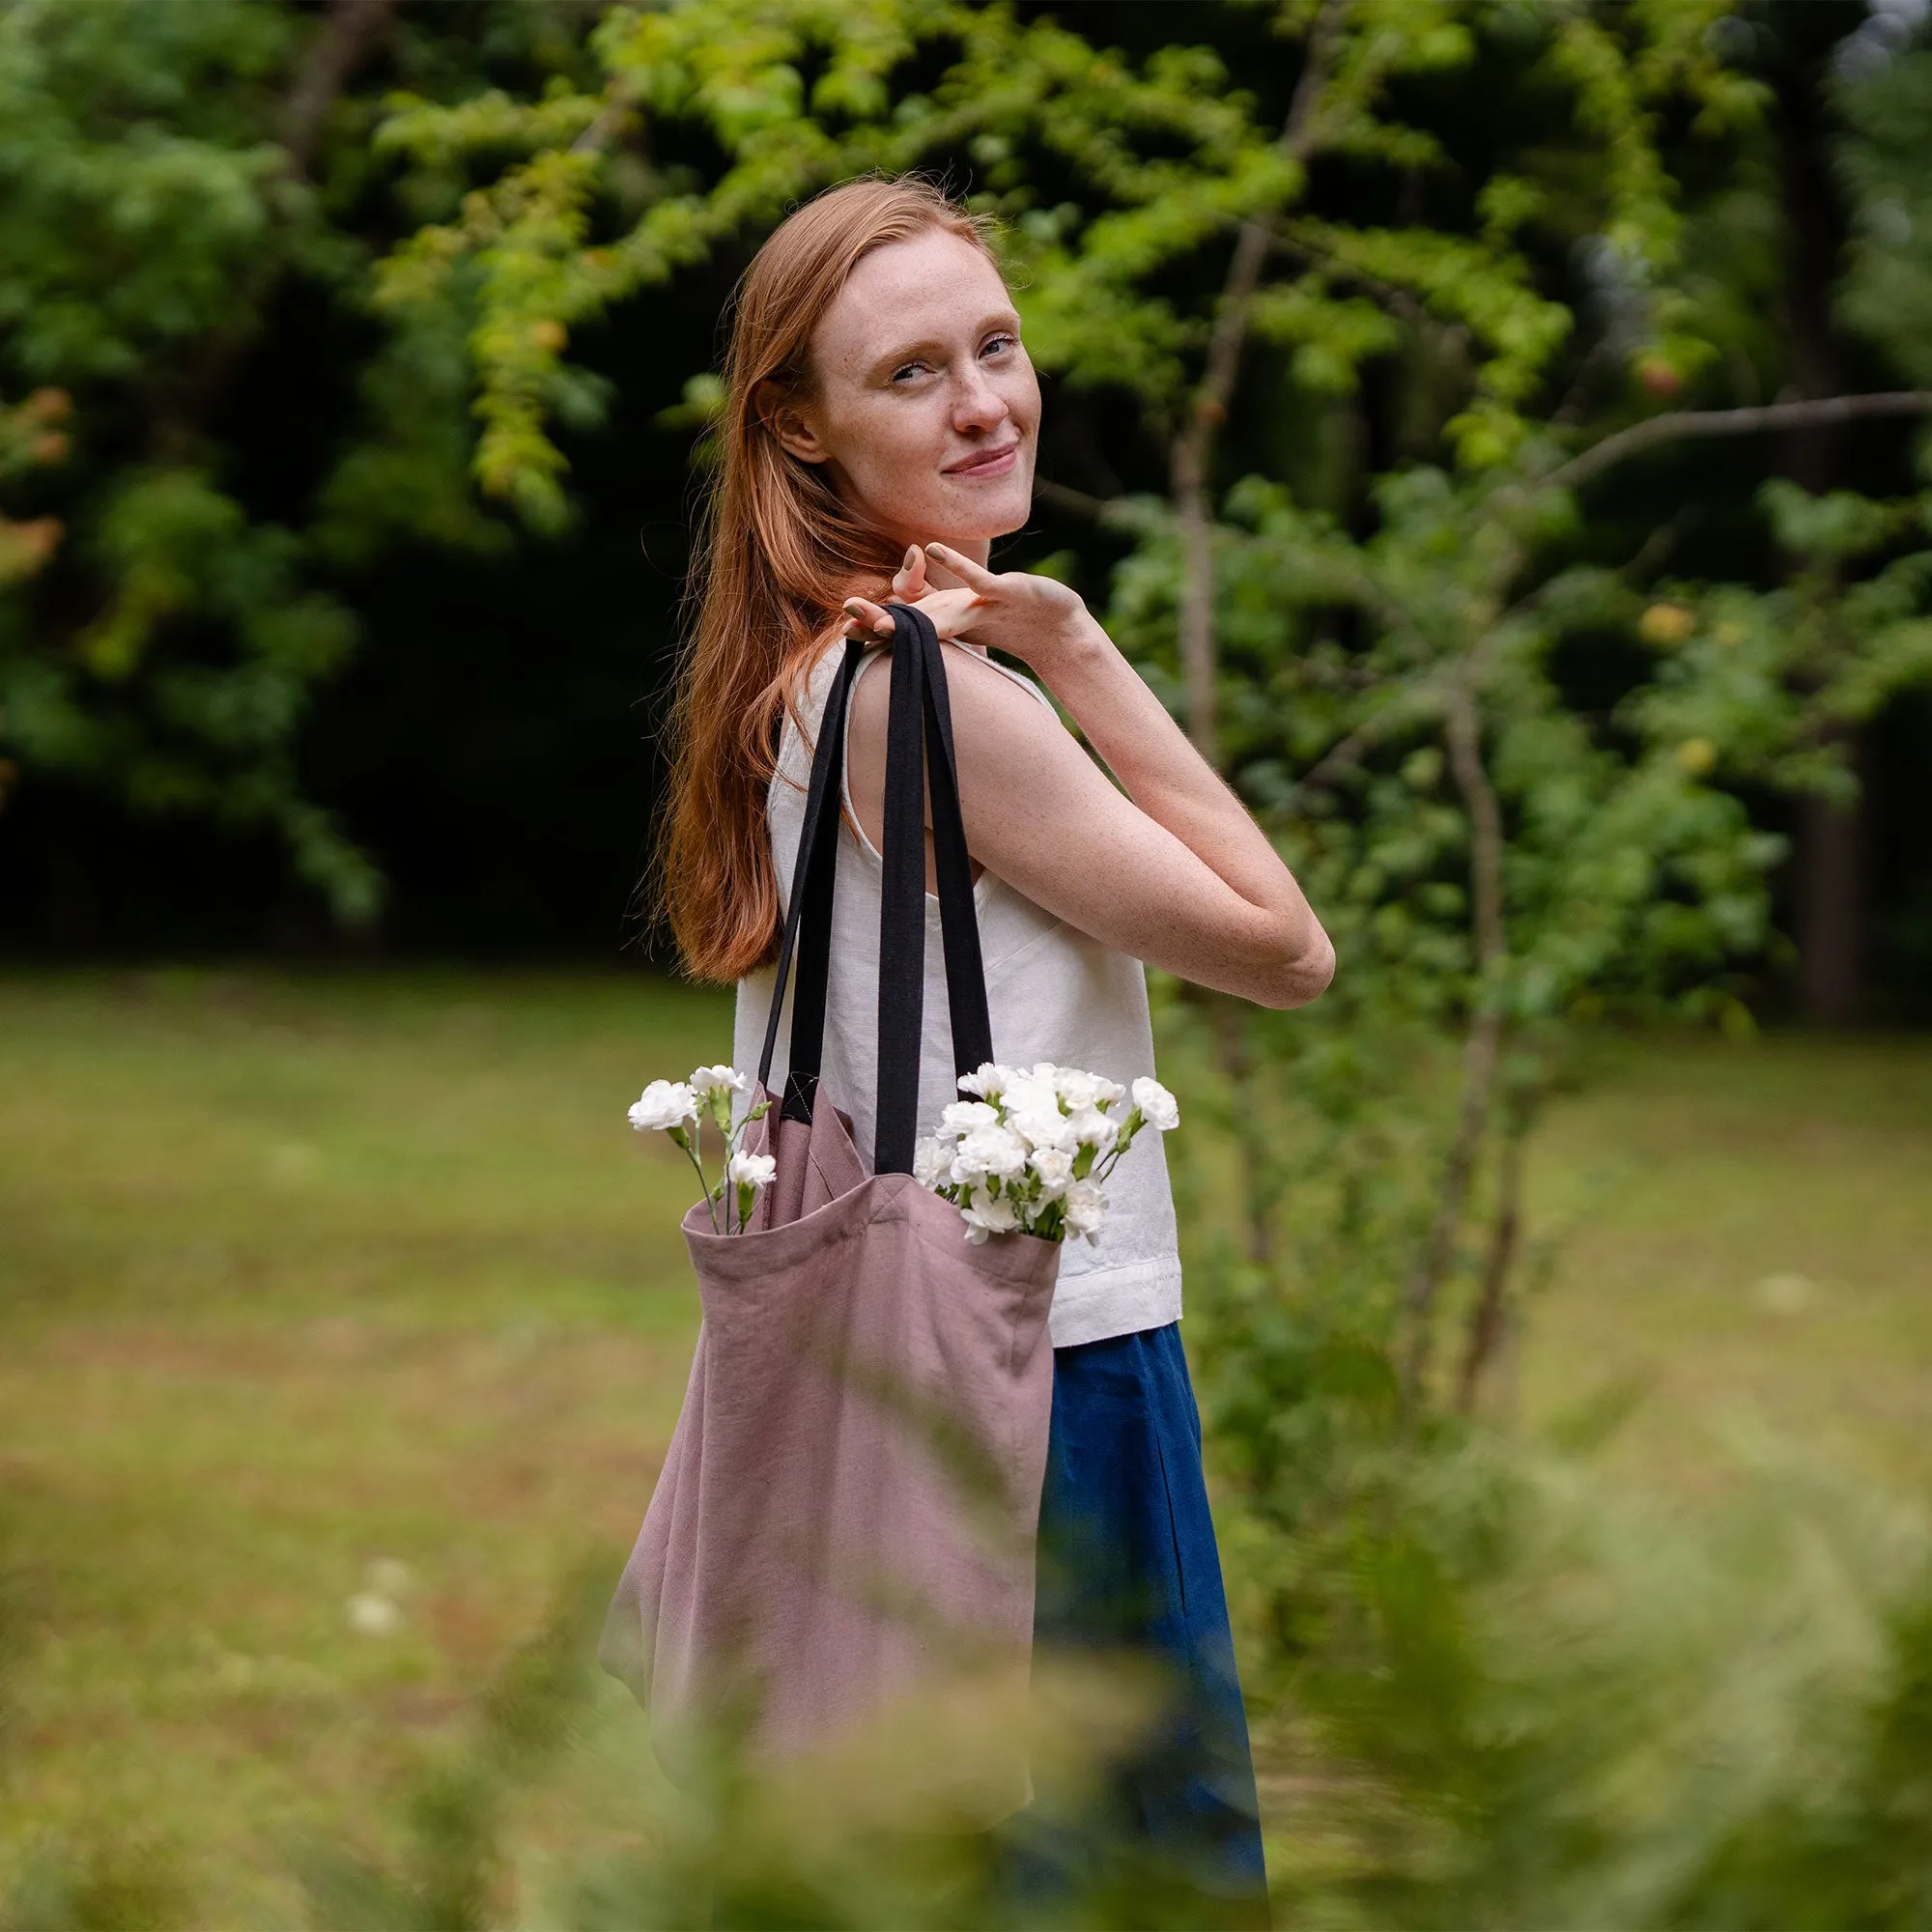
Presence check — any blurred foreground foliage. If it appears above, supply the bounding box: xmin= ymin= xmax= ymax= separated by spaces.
xmin=14 ymin=1448 xmax=1932 ymax=1931
xmin=284 ymin=1497 xmax=1932 ymax=1930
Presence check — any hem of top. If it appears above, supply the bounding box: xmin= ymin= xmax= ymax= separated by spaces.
xmin=1045 ymin=1255 xmax=1183 ymax=1350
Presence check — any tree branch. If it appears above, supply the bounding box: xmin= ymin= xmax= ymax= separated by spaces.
xmin=1547 ymin=390 xmax=1932 ymax=494
xmin=1286 ymin=677 xmax=1441 ymax=799
xmin=153 ymin=0 xmax=399 ymax=460
xmin=1032 ymin=476 xmax=1116 ymax=522
xmin=278 ymin=0 xmax=398 ymax=177
xmin=570 ymin=95 xmax=631 ymax=156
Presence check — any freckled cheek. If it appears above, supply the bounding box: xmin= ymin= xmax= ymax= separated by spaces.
xmin=854 ymin=401 xmax=954 ymax=487
xmin=1005 ymin=359 xmax=1042 ymax=434
xmin=836 ymin=413 xmax=952 ymax=515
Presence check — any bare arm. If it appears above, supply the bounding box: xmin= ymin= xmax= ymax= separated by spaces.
xmin=842 ymin=547 xmax=1333 ymax=1009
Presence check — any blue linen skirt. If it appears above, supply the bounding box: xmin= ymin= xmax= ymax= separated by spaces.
xmin=998 ymin=1321 xmax=1269 ymax=1923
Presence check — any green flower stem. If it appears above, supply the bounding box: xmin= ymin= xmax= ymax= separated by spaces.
xmin=1094 ymin=1107 xmax=1146 ymax=1182
xmin=669 ymin=1123 xmax=720 ymax=1234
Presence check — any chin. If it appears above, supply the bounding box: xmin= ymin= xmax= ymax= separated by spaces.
xmin=931 ymin=475 xmax=1036 ymax=543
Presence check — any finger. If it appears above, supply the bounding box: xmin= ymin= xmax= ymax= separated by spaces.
xmin=917 ymin=547 xmax=967 ymax=591
xmin=923 ymin=542 xmax=999 ymax=592
xmin=892 ymin=544 xmax=927 ymax=602
xmin=904 ymin=586 xmax=984 ymax=639
xmin=841 ymin=596 xmax=895 ymax=639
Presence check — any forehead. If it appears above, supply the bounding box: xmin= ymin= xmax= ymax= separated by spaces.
xmin=810 ymin=229 xmax=1014 ymax=378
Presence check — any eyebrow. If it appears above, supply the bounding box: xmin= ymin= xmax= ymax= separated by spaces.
xmin=867 ymin=309 xmax=1022 ymax=382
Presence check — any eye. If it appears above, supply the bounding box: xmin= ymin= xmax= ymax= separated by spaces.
xmin=890 ymin=360 xmax=928 ymax=384
xmin=981 ymin=332 xmax=1017 ymax=357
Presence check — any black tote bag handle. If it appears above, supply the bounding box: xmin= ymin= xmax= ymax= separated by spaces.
xmin=873 ymin=604 xmax=993 ymax=1173
xmin=755 ymin=604 xmax=993 ymax=1174
xmin=756 ymin=636 xmax=865 ymax=1123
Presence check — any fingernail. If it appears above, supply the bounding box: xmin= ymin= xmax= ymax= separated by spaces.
xmin=928 ymin=543 xmax=950 ymax=557
xmin=843 ymin=600 xmax=865 ymax=614
xmin=902 ymin=545 xmax=918 ymax=567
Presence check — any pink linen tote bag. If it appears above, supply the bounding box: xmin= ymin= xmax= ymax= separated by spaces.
xmin=599 ymin=605 xmax=1062 ymax=1823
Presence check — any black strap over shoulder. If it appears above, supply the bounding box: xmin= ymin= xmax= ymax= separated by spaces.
xmin=757 ymin=636 xmax=866 ymax=1122
xmin=873 ymin=604 xmax=993 ymax=1174
xmin=753 ymin=606 xmax=993 ymax=1174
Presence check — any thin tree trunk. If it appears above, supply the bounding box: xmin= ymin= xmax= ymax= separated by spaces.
xmin=1776 ymin=36 xmax=1862 ymax=1025
xmin=1172 ymin=435 xmax=1224 ymax=765
xmin=1797 ymin=726 xmax=1864 ymax=1025
xmin=1403 ymin=681 xmax=1506 ymax=1408
xmin=1457 ymin=1111 xmax=1525 ymax=1413
xmin=1208 ymin=993 xmax=1274 ymax=1266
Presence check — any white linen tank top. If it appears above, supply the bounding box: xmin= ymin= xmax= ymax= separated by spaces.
xmin=731 ymin=635 xmax=1183 ymax=1350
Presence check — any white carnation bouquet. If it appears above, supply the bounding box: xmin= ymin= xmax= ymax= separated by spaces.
xmin=914 ymin=1061 xmax=1179 ymax=1245
xmin=627 ymin=1065 xmax=774 ymax=1234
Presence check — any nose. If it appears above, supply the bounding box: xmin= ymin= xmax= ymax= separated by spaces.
xmin=951 ymin=358 xmax=1009 ymax=434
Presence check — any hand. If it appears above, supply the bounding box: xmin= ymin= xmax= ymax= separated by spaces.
xmin=839 ymin=543 xmax=1096 ymax=677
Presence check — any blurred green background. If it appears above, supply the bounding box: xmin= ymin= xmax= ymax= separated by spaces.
xmin=5 ymin=2 xmax=1932 ymax=1925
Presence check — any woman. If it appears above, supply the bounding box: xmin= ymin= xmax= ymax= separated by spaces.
xmin=655 ymin=175 xmax=1333 ymax=1915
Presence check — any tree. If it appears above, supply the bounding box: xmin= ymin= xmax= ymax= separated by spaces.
xmin=0 ymin=0 xmax=597 ymax=923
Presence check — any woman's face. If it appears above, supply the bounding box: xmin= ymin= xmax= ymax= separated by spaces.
xmin=770 ymin=228 xmax=1039 ymax=559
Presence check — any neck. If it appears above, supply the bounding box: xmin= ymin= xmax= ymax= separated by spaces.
xmin=885 ymin=529 xmax=990 ymax=569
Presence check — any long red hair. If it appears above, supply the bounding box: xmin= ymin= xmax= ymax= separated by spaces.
xmin=653 ymin=175 xmax=1006 ymax=982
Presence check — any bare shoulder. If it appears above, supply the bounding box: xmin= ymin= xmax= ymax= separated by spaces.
xmin=846 ymin=635 xmax=1067 ymax=770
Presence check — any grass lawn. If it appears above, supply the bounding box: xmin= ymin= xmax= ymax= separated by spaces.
xmin=2 ymin=969 xmax=1928 ymax=1922
xmin=1520 ymin=1030 xmax=1932 ymax=1496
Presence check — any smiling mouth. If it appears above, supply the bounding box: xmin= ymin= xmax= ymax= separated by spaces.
xmin=943 ymin=442 xmax=1021 ymax=478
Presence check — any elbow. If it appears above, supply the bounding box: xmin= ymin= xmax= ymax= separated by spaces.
xmin=1256 ymin=926 xmax=1335 ymax=1010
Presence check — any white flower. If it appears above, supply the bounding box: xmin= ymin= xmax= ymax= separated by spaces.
xmin=1054 ymin=1067 xmax=1125 ymax=1109
xmin=1066 ymin=1105 xmax=1119 ymax=1154
xmin=1063 ymin=1179 xmax=1105 ymax=1240
xmin=629 ymin=1079 xmax=697 ymax=1132
xmin=951 ymin=1123 xmax=1029 ymax=1181
xmin=1001 ymin=1069 xmax=1064 ymax=1123
xmin=1130 ymin=1076 xmax=1180 ymax=1131
xmin=1008 ymin=1101 xmax=1077 ymax=1152
xmin=940 ymin=1098 xmax=999 ymax=1135
xmin=690 ymin=1064 xmax=747 ymax=1096
xmin=959 ymin=1189 xmax=1022 ymax=1243
xmin=957 ymin=1062 xmax=1014 ymax=1100
xmin=1028 ymin=1145 xmax=1073 ymax=1197
xmin=913 ymin=1136 xmax=952 ymax=1186
xmin=726 ymin=1149 xmax=777 ymax=1189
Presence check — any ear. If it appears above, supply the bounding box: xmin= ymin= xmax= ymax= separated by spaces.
xmin=756 ymin=379 xmax=827 ymax=465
